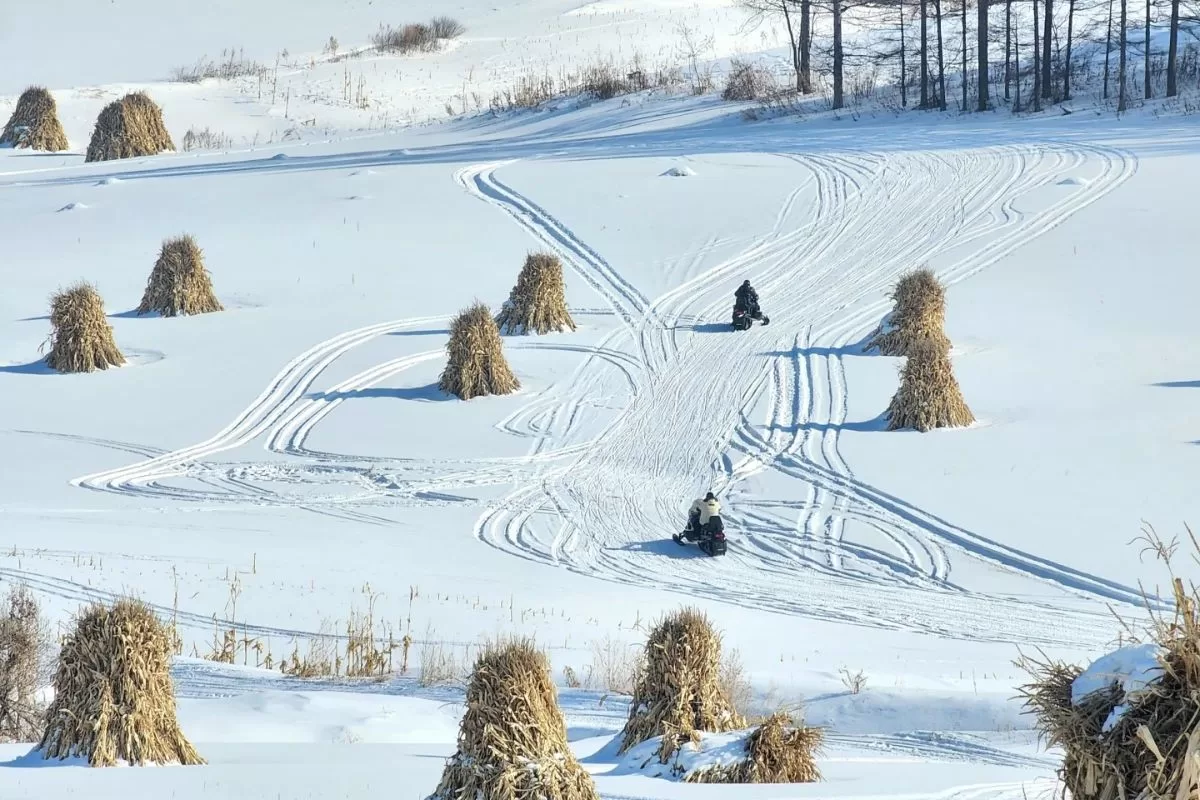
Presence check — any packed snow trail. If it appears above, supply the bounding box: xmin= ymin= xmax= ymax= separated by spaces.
xmin=51 ymin=137 xmax=1142 ymax=647
xmin=472 ymin=142 xmax=1141 ymax=647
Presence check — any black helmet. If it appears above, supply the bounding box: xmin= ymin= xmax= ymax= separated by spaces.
xmin=704 ymin=491 xmax=716 ymax=501
xmin=742 ymin=279 xmax=750 ymax=286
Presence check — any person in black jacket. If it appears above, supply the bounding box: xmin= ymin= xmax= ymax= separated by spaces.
xmin=734 ymin=280 xmax=759 ymax=315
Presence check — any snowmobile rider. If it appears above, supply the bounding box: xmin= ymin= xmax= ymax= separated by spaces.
xmin=734 ymin=280 xmax=759 ymax=314
xmin=687 ymin=492 xmax=721 ymax=535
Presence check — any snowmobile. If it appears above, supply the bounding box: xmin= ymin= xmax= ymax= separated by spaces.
xmin=731 ymin=303 xmax=769 ymax=331
xmin=673 ymin=516 xmax=728 ymax=556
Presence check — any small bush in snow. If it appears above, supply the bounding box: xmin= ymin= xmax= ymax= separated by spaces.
xmin=371 ymin=17 xmax=464 ymax=54
xmin=0 ymin=585 xmax=53 ymax=743
xmin=722 ymin=60 xmax=778 ymax=102
xmin=430 ymin=16 xmax=467 ymax=40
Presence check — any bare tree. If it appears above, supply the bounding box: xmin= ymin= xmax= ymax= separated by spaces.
xmin=739 ymin=0 xmax=814 ymax=92
xmin=0 ymin=585 xmax=52 ymax=743
xmin=935 ymin=0 xmax=948 ymax=107
xmin=1144 ymin=0 xmax=1153 ymax=98
xmin=962 ymin=0 xmax=970 ymax=108
xmin=1119 ymin=0 xmax=1129 ymax=111
xmin=922 ymin=0 xmax=931 ymax=104
xmin=1034 ymin=0 xmax=1043 ymax=109
xmin=1043 ymin=0 xmax=1055 ymax=96
xmin=901 ymin=0 xmax=910 ymax=105
xmin=979 ymin=0 xmax=991 ymax=108
xmin=1167 ymin=0 xmax=1179 ymax=95
xmin=1006 ymin=0 xmax=1014 ymax=99
xmin=833 ymin=0 xmax=846 ymax=107
xmin=1064 ymin=0 xmax=1077 ymax=98
xmin=1104 ymin=0 xmax=1115 ymax=97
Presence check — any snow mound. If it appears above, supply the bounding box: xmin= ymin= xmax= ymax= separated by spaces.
xmin=617 ymin=729 xmax=755 ymax=781
xmin=1071 ymin=643 xmax=1165 ymax=732
xmin=95 ymin=177 xmax=122 ymax=186
xmin=57 ymin=202 xmax=88 ymax=212
xmin=661 ymin=165 xmax=696 ymax=177
xmin=1057 ymin=177 xmax=1087 ymax=186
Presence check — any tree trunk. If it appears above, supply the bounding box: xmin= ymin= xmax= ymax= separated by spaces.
xmin=921 ymin=0 xmax=930 ymax=105
xmin=833 ymin=0 xmax=845 ymax=108
xmin=901 ymin=0 xmax=909 ymax=106
xmin=1042 ymin=0 xmax=1054 ymax=97
xmin=1033 ymin=0 xmax=1042 ymax=110
xmin=1014 ymin=6 xmax=1022 ymax=110
xmin=962 ymin=0 xmax=968 ymax=109
xmin=782 ymin=0 xmax=802 ymax=93
xmin=800 ymin=0 xmax=814 ymax=92
xmin=1104 ymin=0 xmax=1114 ymax=98
xmin=1005 ymin=0 xmax=1012 ymax=100
xmin=978 ymin=0 xmax=990 ymax=109
xmin=1064 ymin=0 xmax=1076 ymax=99
xmin=1167 ymin=0 xmax=1179 ymax=96
xmin=936 ymin=0 xmax=947 ymax=108
xmin=1144 ymin=0 xmax=1152 ymax=99
xmin=1118 ymin=0 xmax=1128 ymax=111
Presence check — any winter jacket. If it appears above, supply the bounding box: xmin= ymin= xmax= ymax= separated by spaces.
xmin=735 ymin=285 xmax=758 ymax=310
xmin=689 ymin=497 xmax=721 ymax=525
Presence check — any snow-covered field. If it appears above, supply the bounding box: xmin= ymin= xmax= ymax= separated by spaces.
xmin=2 ymin=0 xmax=1199 ymax=797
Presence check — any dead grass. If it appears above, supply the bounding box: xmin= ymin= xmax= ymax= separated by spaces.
xmin=620 ymin=606 xmax=745 ymax=761
xmin=582 ymin=634 xmax=641 ymax=695
xmin=496 ymin=251 xmax=576 ymax=335
xmin=1 ymin=86 xmax=69 ymax=151
xmin=867 ymin=269 xmax=951 ymax=357
xmin=722 ymin=60 xmax=779 ymax=102
xmin=137 ymin=235 xmax=223 ymax=317
xmin=430 ymin=638 xmax=598 ymax=800
xmin=885 ymin=339 xmax=974 ymax=432
xmin=0 ymin=585 xmax=52 ymax=743
xmin=39 ymin=599 xmax=203 ymax=767
xmin=489 ymin=59 xmax=683 ymax=112
xmin=371 ymin=17 xmax=464 ymax=54
xmin=85 ymin=92 xmax=175 ymax=163
xmin=181 ymin=127 xmax=235 ymax=151
xmin=685 ymin=712 xmax=823 ymax=784
xmin=439 ymin=301 xmax=520 ymax=400
xmin=171 ymin=48 xmax=267 ymax=83
xmin=44 ymin=282 xmax=126 ymax=373
xmin=1018 ymin=524 xmax=1200 ymax=800
xmin=418 ymin=628 xmax=470 ymax=687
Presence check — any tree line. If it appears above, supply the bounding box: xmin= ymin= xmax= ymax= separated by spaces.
xmin=742 ymin=0 xmax=1199 ymax=110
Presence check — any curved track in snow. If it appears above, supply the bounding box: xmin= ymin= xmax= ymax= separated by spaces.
xmin=57 ymin=137 xmax=1143 ymax=648
xmin=467 ymin=142 xmax=1141 ymax=647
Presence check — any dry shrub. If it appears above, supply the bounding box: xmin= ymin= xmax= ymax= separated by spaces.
xmin=686 ymin=713 xmax=823 ymax=784
xmin=720 ymin=648 xmax=755 ymax=719
xmin=439 ymin=302 xmax=520 ymax=400
xmin=722 ymin=60 xmax=778 ymax=102
xmin=619 ymin=607 xmax=745 ymax=761
xmin=429 ymin=638 xmax=598 ymax=800
xmin=0 ymin=585 xmax=52 ymax=743
xmin=1018 ymin=526 xmax=1200 ymax=800
xmin=430 ymin=16 xmax=467 ymax=39
xmin=496 ymin=252 xmax=576 ymax=335
xmin=583 ymin=634 xmax=641 ymax=695
xmin=1 ymin=86 xmax=69 ymax=151
xmin=137 ymin=235 xmax=223 ymax=317
xmin=885 ymin=339 xmax=974 ymax=432
xmin=45 ymin=282 xmax=126 ymax=373
xmin=85 ymin=92 xmax=175 ymax=163
xmin=39 ymin=599 xmax=203 ymax=767
xmin=371 ymin=20 xmax=456 ymax=53
xmin=867 ymin=269 xmax=951 ymax=357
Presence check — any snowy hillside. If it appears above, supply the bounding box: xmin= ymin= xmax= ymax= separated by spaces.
xmin=2 ymin=0 xmax=1199 ymax=797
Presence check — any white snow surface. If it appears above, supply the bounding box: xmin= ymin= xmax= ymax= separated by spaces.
xmin=1071 ymin=643 xmax=1166 ymax=732
xmin=3 ymin=0 xmax=1200 ymax=797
